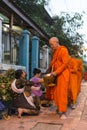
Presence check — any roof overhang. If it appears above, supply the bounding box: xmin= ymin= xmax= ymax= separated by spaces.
xmin=0 ymin=0 xmax=50 ymax=40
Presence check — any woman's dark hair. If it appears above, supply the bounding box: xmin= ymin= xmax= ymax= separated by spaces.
xmin=33 ymin=68 xmax=41 ymax=75
xmin=15 ymin=69 xmax=23 ymax=79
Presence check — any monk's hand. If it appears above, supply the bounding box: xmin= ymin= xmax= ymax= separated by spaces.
xmin=51 ymin=72 xmax=57 ymax=77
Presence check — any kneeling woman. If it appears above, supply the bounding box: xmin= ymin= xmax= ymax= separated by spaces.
xmin=11 ymin=69 xmax=39 ymax=118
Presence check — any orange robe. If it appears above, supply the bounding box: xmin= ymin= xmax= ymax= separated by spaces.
xmin=46 ymin=87 xmax=54 ymax=100
xmin=47 ymin=46 xmax=69 ymax=113
xmin=77 ymin=59 xmax=83 ymax=95
xmin=68 ymin=57 xmax=78 ymax=104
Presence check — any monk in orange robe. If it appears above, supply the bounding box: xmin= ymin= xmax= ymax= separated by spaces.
xmin=77 ymin=59 xmax=83 ymax=95
xmin=46 ymin=37 xmax=70 ymax=118
xmin=68 ymin=56 xmax=78 ymax=108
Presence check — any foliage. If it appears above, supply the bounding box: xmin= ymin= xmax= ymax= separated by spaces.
xmin=0 ymin=69 xmax=15 ymax=101
xmin=47 ymin=12 xmax=85 ymax=58
xmin=12 ymin=0 xmax=51 ymax=25
xmin=12 ymin=0 xmax=49 ymax=5
xmin=58 ymin=12 xmax=85 ymax=57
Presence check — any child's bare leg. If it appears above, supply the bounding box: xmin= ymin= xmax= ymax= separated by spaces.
xmin=18 ymin=108 xmax=23 ymax=118
xmin=18 ymin=108 xmax=39 ymax=118
xmin=22 ymin=108 xmax=29 ymax=114
xmin=22 ymin=108 xmax=39 ymax=115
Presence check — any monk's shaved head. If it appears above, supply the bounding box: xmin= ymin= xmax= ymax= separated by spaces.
xmin=49 ymin=37 xmax=60 ymax=50
xmin=49 ymin=37 xmax=59 ymax=43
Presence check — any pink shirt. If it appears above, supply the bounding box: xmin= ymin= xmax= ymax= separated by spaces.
xmin=30 ymin=77 xmax=42 ymax=97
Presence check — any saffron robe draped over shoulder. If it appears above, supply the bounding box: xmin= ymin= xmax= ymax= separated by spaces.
xmin=47 ymin=46 xmax=70 ymax=113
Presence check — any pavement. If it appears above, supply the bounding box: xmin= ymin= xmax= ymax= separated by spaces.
xmin=0 ymin=80 xmax=87 ymax=130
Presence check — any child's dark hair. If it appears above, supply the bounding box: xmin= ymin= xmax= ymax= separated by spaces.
xmin=33 ymin=68 xmax=41 ymax=75
xmin=15 ymin=69 xmax=23 ymax=79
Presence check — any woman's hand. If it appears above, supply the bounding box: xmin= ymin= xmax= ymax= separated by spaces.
xmin=31 ymin=86 xmax=40 ymax=90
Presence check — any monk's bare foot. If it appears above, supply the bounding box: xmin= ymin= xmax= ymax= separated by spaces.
xmin=60 ymin=114 xmax=67 ymax=120
xmin=57 ymin=111 xmax=67 ymax=119
xmin=71 ymin=104 xmax=76 ymax=109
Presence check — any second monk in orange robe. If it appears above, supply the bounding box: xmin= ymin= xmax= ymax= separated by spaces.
xmin=68 ymin=56 xmax=78 ymax=108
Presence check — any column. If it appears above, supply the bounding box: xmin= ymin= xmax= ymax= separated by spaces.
xmin=19 ymin=30 xmax=30 ymax=79
xmin=31 ymin=36 xmax=39 ymax=77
